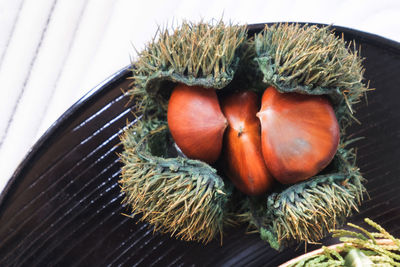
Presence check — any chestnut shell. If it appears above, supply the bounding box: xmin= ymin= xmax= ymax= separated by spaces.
xmin=257 ymin=86 xmax=340 ymax=184
xmin=221 ymin=91 xmax=274 ymax=195
xmin=167 ymin=84 xmax=227 ymax=164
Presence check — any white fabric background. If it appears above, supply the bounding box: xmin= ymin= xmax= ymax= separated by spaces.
xmin=0 ymin=0 xmax=399 ymax=193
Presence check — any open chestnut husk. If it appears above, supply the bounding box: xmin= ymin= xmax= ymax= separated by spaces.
xmin=257 ymin=86 xmax=340 ymax=184
xmin=167 ymin=84 xmax=228 ymax=164
xmin=120 ymin=21 xmax=368 ymax=248
xmin=220 ymin=90 xmax=274 ymax=195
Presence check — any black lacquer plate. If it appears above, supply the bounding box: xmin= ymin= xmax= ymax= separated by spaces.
xmin=1 ymin=24 xmax=400 ymax=267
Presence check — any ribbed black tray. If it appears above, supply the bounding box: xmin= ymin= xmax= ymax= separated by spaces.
xmin=1 ymin=24 xmax=400 ymax=267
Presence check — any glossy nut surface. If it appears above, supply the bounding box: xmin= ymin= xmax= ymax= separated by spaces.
xmin=167 ymin=84 xmax=227 ymax=164
xmin=221 ymin=90 xmax=274 ymax=195
xmin=257 ymin=86 xmax=340 ymax=184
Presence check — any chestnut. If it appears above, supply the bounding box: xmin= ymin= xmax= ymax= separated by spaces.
xmin=167 ymin=84 xmax=227 ymax=164
xmin=257 ymin=86 xmax=340 ymax=184
xmin=221 ymin=91 xmax=274 ymax=195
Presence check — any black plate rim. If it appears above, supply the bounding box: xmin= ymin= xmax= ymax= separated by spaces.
xmin=1 ymin=22 xmax=399 ymax=214
xmin=0 ymin=66 xmax=131 ymax=209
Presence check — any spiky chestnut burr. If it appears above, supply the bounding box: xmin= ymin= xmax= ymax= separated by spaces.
xmin=119 ymin=21 xmax=249 ymax=244
xmin=253 ymin=23 xmax=369 ymax=128
xmin=120 ymin=21 xmax=369 ymax=249
xmin=231 ymin=23 xmax=369 ymax=249
xmin=119 ymin=120 xmax=229 ymax=243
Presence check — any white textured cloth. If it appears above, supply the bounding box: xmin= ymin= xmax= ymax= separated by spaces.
xmin=0 ymin=0 xmax=399 ymax=193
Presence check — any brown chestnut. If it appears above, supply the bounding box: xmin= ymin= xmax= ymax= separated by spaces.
xmin=221 ymin=90 xmax=274 ymax=195
xmin=257 ymin=86 xmax=340 ymax=184
xmin=167 ymin=84 xmax=227 ymax=164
